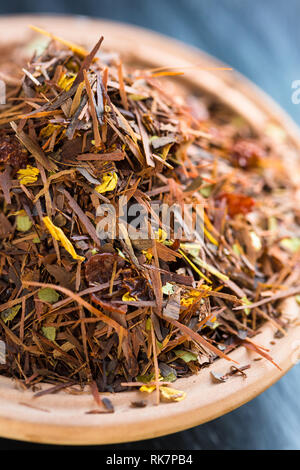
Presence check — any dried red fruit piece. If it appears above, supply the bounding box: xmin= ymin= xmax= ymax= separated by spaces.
xmin=231 ymin=139 xmax=265 ymax=169
xmin=85 ymin=253 xmax=125 ymax=284
xmin=0 ymin=134 xmax=28 ymax=168
xmin=219 ymin=192 xmax=255 ymax=217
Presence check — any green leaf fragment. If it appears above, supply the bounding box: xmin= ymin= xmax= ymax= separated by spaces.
xmin=163 ymin=372 xmax=177 ymax=383
xmin=280 ymin=238 xmax=300 ymax=253
xmin=16 ymin=214 xmax=32 ymax=232
xmin=192 ymin=255 xmax=229 ymax=281
xmin=233 ymin=243 xmax=242 ymax=256
xmin=1 ymin=304 xmax=21 ymax=323
xmin=241 ymin=296 xmax=252 ymax=315
xmin=162 ymin=282 xmax=175 ymax=295
xmin=26 ymin=37 xmax=49 ymax=56
xmin=136 ymin=373 xmax=154 ymax=383
xmin=180 ymin=242 xmax=201 ymax=258
xmin=159 ymin=362 xmax=177 ymax=382
xmin=268 ymin=216 xmax=277 ymax=233
xmin=174 ymin=349 xmax=198 ymax=363
xmin=42 ymin=326 xmax=56 ymax=342
xmin=38 ymin=287 xmax=60 ymax=304
xmin=145 ymin=317 xmax=152 ymax=332
xmin=199 ymin=184 xmax=214 ymax=198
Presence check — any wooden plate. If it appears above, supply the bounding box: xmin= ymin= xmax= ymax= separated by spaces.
xmin=0 ymin=15 xmax=300 ymax=445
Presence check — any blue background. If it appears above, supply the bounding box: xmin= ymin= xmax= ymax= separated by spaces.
xmin=0 ymin=0 xmax=300 ymax=450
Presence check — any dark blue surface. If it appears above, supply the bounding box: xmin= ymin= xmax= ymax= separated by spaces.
xmin=0 ymin=0 xmax=300 ymax=450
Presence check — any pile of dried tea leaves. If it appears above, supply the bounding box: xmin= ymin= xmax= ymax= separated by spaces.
xmin=1 ymin=29 xmax=300 ymax=407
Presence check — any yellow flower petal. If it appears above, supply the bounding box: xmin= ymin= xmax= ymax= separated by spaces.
xmin=159 ymin=386 xmax=186 ymax=402
xmin=122 ymin=291 xmax=137 ymax=301
xmin=57 ymin=73 xmax=76 ymax=91
xmin=142 ymin=249 xmax=153 ymax=262
xmin=17 ymin=165 xmax=39 ymax=185
xmin=139 ymin=376 xmax=185 ymax=401
xmin=178 ymin=249 xmax=212 ymax=284
xmin=180 ymin=286 xmax=211 ymax=307
xmin=39 ymin=124 xmax=61 ymax=139
xmin=139 ymin=384 xmax=156 ymax=393
xmin=155 ymin=228 xmax=167 ymax=242
xmin=42 ymin=216 xmax=85 ymax=261
xmin=95 ymin=172 xmax=118 ymax=194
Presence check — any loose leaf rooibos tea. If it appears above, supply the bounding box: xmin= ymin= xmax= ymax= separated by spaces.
xmin=0 ymin=28 xmax=300 ymax=408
